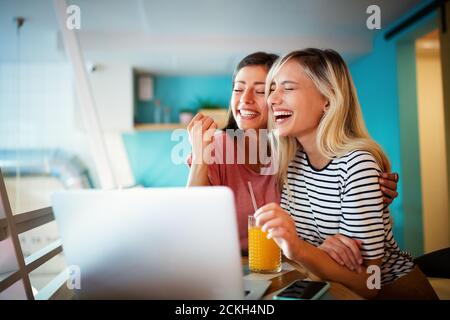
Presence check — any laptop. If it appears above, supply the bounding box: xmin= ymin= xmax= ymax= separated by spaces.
xmin=52 ymin=186 xmax=248 ymax=299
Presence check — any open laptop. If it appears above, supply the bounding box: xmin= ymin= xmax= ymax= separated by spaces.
xmin=52 ymin=187 xmax=267 ymax=299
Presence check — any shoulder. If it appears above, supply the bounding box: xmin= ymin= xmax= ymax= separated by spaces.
xmin=339 ymin=150 xmax=380 ymax=173
xmin=288 ymin=148 xmax=306 ymax=167
xmin=340 ymin=151 xmax=384 ymax=203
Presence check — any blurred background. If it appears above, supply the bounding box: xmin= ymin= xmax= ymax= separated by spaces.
xmin=0 ymin=0 xmax=449 ymax=298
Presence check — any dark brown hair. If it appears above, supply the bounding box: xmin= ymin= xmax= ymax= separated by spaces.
xmin=223 ymin=52 xmax=279 ymax=130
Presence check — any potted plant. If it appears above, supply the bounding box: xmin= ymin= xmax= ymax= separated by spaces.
xmin=196 ymin=98 xmax=228 ymax=128
xmin=178 ymin=108 xmax=195 ymax=125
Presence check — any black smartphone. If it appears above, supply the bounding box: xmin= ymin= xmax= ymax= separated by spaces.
xmin=273 ymin=280 xmax=330 ymax=300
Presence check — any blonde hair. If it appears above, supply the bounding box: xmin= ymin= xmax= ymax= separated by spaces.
xmin=266 ymin=48 xmax=390 ymax=189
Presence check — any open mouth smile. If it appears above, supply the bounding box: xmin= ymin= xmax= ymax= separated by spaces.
xmin=238 ymin=109 xmax=260 ymax=120
xmin=273 ymin=110 xmax=293 ymax=124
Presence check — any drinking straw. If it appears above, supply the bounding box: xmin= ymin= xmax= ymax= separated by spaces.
xmin=247 ymin=181 xmax=258 ymax=212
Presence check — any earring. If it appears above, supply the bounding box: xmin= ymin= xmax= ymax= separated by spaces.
xmin=322 ymin=102 xmax=329 ymax=118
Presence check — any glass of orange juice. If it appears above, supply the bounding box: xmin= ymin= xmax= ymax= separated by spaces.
xmin=248 ymin=215 xmax=282 ymax=273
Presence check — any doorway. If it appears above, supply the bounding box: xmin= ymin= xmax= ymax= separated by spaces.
xmin=415 ymin=29 xmax=449 ymax=253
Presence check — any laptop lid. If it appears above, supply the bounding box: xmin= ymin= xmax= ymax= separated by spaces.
xmin=51 ymin=186 xmax=244 ymax=299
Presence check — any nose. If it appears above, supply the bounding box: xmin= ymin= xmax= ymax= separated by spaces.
xmin=267 ymin=87 xmax=281 ymax=107
xmin=241 ymin=88 xmax=254 ymax=104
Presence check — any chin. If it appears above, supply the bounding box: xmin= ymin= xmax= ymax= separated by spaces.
xmin=237 ymin=121 xmax=260 ymax=131
xmin=274 ymin=126 xmax=291 ymax=137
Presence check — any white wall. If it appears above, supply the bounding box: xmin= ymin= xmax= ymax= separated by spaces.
xmin=86 ymin=64 xmax=135 ymax=187
xmin=416 ymin=47 xmax=450 ymax=253
xmin=87 ymin=64 xmax=134 ymax=132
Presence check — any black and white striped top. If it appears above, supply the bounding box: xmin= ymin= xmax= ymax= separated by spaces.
xmin=280 ymin=149 xmax=414 ymax=285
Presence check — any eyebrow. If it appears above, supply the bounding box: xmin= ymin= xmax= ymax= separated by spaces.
xmin=270 ymin=80 xmax=299 ymax=87
xmin=235 ymin=81 xmax=266 ymax=85
xmin=280 ymin=80 xmax=299 ymax=85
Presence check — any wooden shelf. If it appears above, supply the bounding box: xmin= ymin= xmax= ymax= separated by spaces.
xmin=134 ymin=123 xmax=188 ymax=131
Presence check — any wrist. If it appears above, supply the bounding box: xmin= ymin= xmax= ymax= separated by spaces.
xmin=191 ymin=155 xmax=207 ymax=166
xmin=190 ymin=161 xmax=208 ymax=169
xmin=292 ymin=238 xmax=306 ymax=262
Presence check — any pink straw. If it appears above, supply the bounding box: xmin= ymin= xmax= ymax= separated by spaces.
xmin=247 ymin=181 xmax=258 ymax=212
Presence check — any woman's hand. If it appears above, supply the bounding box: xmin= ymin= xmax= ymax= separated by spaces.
xmin=187 ymin=113 xmax=217 ymax=164
xmin=318 ymin=234 xmax=363 ymax=273
xmin=254 ymin=203 xmax=301 ymax=260
xmin=379 ymin=172 xmax=399 ymax=206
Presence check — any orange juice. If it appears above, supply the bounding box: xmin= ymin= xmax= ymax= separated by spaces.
xmin=248 ymin=219 xmax=282 ymax=273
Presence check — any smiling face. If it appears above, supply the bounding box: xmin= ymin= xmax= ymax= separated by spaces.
xmin=267 ymin=59 xmax=328 ymax=138
xmin=231 ymin=65 xmax=269 ymax=130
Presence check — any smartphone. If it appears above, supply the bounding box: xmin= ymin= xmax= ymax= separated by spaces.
xmin=273 ymin=280 xmax=330 ymax=300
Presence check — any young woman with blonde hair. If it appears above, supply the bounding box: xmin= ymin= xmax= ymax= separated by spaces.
xmin=255 ymin=48 xmax=437 ymax=299
xmin=187 ymin=52 xmax=398 ymax=271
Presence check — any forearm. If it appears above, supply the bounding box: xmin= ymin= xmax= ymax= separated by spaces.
xmin=187 ymin=163 xmax=211 ymax=186
xmin=293 ymin=240 xmax=379 ymax=299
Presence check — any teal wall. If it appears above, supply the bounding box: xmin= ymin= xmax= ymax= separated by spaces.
xmin=349 ymin=33 xmax=406 ymax=249
xmin=127 ymin=75 xmax=232 ymax=187
xmin=348 ymin=0 xmax=436 ymax=256
xmin=123 ymin=130 xmax=190 ymax=187
xmin=135 ymin=75 xmax=232 ymax=123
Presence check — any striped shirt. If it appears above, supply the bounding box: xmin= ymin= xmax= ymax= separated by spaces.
xmin=280 ymin=149 xmax=414 ymax=285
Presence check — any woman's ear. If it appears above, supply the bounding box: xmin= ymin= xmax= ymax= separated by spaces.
xmin=324 ymin=101 xmax=330 ymax=112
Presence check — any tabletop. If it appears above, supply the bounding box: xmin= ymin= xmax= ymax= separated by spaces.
xmin=241 ymin=257 xmax=363 ymax=300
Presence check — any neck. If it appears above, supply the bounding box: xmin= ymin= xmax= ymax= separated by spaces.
xmin=296 ymin=129 xmax=329 ymax=170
